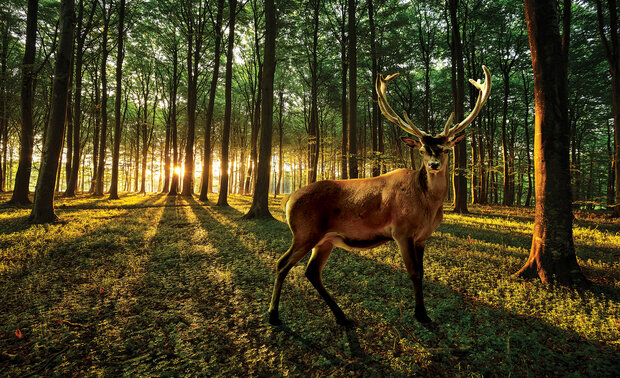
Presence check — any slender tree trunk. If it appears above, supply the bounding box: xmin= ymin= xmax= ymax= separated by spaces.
xmin=90 ymin=70 xmax=100 ymax=193
xmin=65 ymin=0 xmax=94 ymax=197
xmin=369 ymin=0 xmax=380 ymax=177
xmin=30 ymin=0 xmax=74 ymax=222
xmin=217 ymin=0 xmax=237 ymax=206
xmin=595 ymin=0 xmax=620 ymax=217
xmin=109 ymin=0 xmax=125 ymax=199
xmin=522 ymin=70 xmax=533 ymax=207
xmin=10 ymin=0 xmax=38 ymax=205
xmin=200 ymin=0 xmax=225 ymax=201
xmin=308 ymin=0 xmax=321 ymax=184
xmin=244 ymin=0 xmax=276 ymax=219
xmin=500 ymin=69 xmax=513 ymax=206
xmin=347 ymin=0 xmax=358 ymax=179
xmin=169 ymin=44 xmax=180 ymax=196
xmin=95 ymin=2 xmax=110 ymax=196
xmin=515 ymin=0 xmax=587 ymax=285
xmin=275 ymin=88 xmax=284 ymax=196
xmin=449 ymin=0 xmax=468 ymax=213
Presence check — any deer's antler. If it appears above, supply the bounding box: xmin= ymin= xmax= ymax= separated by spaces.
xmin=440 ymin=65 xmax=492 ymax=138
xmin=376 ymin=73 xmax=429 ymax=139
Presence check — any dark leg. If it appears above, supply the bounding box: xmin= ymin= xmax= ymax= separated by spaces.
xmin=268 ymin=240 xmax=314 ymax=325
xmin=396 ymin=238 xmax=431 ymax=323
xmin=305 ymin=242 xmax=351 ymax=326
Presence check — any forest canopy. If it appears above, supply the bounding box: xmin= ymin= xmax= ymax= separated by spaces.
xmin=0 ymin=0 xmax=616 ymax=210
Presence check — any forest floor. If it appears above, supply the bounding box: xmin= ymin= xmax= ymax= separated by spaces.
xmin=0 ymin=192 xmax=618 ymax=376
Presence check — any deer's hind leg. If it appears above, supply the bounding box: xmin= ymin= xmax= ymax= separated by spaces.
xmin=305 ymin=242 xmax=351 ymax=326
xmin=268 ymin=238 xmax=316 ymax=325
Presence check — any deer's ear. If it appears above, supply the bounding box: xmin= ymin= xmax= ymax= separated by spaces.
xmin=447 ymin=134 xmax=465 ymax=147
xmin=401 ymin=136 xmax=422 ymax=149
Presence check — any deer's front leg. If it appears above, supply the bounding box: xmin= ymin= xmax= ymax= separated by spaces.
xmin=395 ymin=237 xmax=431 ymax=323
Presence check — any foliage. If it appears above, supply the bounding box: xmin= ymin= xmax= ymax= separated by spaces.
xmin=0 ymin=193 xmax=618 ymax=375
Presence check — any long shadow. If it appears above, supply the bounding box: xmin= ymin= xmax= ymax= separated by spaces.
xmin=185 ymin=198 xmax=391 ymax=375
xmin=186 ymin=198 xmax=618 ymax=376
xmin=0 ymin=194 xmax=165 ymax=376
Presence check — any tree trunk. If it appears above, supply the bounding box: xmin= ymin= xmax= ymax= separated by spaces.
xmin=244 ymin=0 xmax=276 ymax=219
xmin=369 ymin=0 xmax=381 ymax=177
xmin=275 ymin=88 xmax=284 ymax=196
xmin=169 ymin=44 xmax=180 ymax=196
xmin=217 ymin=0 xmax=237 ymax=206
xmin=95 ymin=1 xmax=110 ymax=196
xmin=65 ymin=0 xmax=95 ymax=197
xmin=200 ymin=0 xmax=225 ymax=201
xmin=307 ymin=0 xmax=321 ymax=184
xmin=109 ymin=0 xmax=125 ymax=199
xmin=30 ymin=0 xmax=74 ymax=223
xmin=10 ymin=0 xmax=38 ymax=205
xmin=521 ymin=70 xmax=533 ymax=207
xmin=514 ymin=0 xmax=587 ymax=285
xmin=0 ymin=21 xmax=7 ymax=192
xmin=449 ymin=0 xmax=468 ymax=213
xmin=347 ymin=0 xmax=357 ymax=179
xmin=595 ymin=0 xmax=620 ymax=217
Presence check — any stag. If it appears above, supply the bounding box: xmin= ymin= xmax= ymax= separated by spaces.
xmin=268 ymin=66 xmax=491 ymax=326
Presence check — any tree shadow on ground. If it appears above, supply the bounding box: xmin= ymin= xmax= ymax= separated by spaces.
xmin=187 ymin=197 xmax=617 ymax=376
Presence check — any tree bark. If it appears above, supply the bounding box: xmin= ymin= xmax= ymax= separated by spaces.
xmin=199 ymin=0 xmax=225 ymax=201
xmin=595 ymin=0 xmax=620 ymax=217
xmin=217 ymin=0 xmax=237 ymax=206
xmin=30 ymin=0 xmax=74 ymax=223
xmin=65 ymin=0 xmax=95 ymax=197
xmin=95 ymin=0 xmax=110 ymax=196
xmin=168 ymin=43 xmax=180 ymax=196
xmin=449 ymin=0 xmax=468 ymax=213
xmin=515 ymin=0 xmax=587 ymax=285
xmin=109 ymin=0 xmax=125 ymax=199
xmin=10 ymin=0 xmax=38 ymax=205
xmin=244 ymin=0 xmax=276 ymax=219
xmin=340 ymin=8 xmax=348 ymax=180
xmin=347 ymin=0 xmax=357 ymax=179
xmin=308 ymin=0 xmax=321 ymax=184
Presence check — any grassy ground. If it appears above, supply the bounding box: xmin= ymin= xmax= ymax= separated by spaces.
xmin=0 ymin=193 xmax=618 ymax=376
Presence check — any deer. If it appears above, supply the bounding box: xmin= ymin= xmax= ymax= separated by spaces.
xmin=268 ymin=65 xmax=491 ymax=326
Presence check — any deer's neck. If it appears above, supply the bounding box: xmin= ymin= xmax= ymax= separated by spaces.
xmin=419 ymin=165 xmax=449 ymax=202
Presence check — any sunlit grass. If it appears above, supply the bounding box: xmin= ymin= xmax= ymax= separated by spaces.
xmin=0 ymin=193 xmax=618 ymax=376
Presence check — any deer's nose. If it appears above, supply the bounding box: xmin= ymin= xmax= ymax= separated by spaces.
xmin=429 ymin=161 xmax=440 ymax=170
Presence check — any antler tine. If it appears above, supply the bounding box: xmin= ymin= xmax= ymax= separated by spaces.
xmin=445 ymin=65 xmax=492 ymax=138
xmin=443 ymin=112 xmax=454 ymax=136
xmin=376 ymin=73 xmax=429 ymax=139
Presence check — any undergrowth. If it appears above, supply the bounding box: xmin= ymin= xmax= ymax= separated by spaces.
xmin=0 ymin=193 xmax=618 ymax=376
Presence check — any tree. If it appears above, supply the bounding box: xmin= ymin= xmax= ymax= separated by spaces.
xmin=448 ymin=0 xmax=468 ymax=213
xmin=595 ymin=0 xmax=620 ymax=217
xmin=180 ymin=0 xmax=209 ymax=196
xmin=514 ymin=0 xmax=587 ymax=285
xmin=64 ymin=0 xmax=96 ymax=197
xmin=199 ymin=0 xmax=225 ymax=201
xmin=217 ymin=0 xmax=238 ymax=206
xmin=307 ymin=0 xmax=321 ymax=184
xmin=109 ymin=0 xmax=126 ymax=200
xmin=244 ymin=0 xmax=276 ymax=219
xmin=347 ymin=0 xmax=357 ymax=179
xmin=30 ymin=0 xmax=75 ymax=222
xmin=9 ymin=0 xmax=38 ymax=205
xmin=94 ymin=0 xmax=112 ymax=196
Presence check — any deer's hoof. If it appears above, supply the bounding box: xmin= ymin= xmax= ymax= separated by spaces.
xmin=415 ymin=311 xmax=432 ymax=324
xmin=268 ymin=311 xmax=282 ymax=326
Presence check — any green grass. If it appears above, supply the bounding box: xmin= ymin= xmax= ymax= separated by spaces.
xmin=0 ymin=193 xmax=618 ymax=376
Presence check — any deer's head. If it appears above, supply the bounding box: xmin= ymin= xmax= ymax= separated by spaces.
xmin=376 ymin=65 xmax=491 ymax=173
